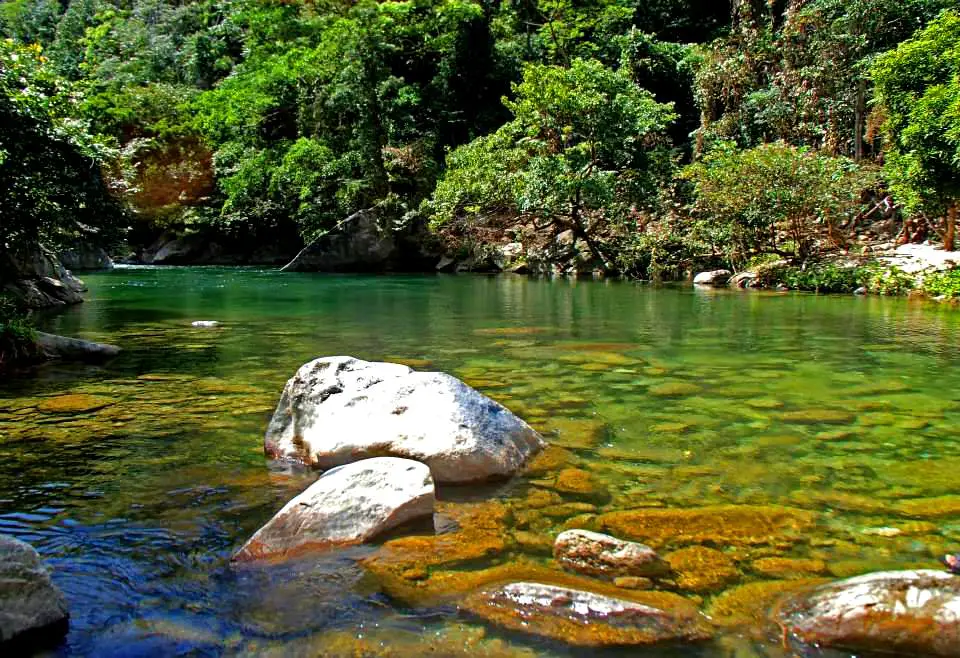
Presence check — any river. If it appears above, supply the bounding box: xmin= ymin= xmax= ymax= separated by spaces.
xmin=2 ymin=266 xmax=960 ymax=656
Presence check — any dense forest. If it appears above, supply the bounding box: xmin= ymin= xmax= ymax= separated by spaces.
xmin=1 ymin=0 xmax=959 ymax=286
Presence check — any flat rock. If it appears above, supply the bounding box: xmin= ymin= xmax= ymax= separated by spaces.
xmin=693 ymin=270 xmax=732 ymax=286
xmin=460 ymin=581 xmax=712 ymax=647
xmin=554 ymin=529 xmax=669 ymax=579
xmin=264 ymin=356 xmax=545 ymax=483
xmin=36 ymin=332 xmax=120 ymax=362
xmin=234 ymin=457 xmax=435 ymax=562
xmin=775 ymin=570 xmax=960 ymax=657
xmin=0 ymin=535 xmax=69 ymax=648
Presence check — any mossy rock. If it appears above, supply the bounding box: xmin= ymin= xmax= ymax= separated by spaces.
xmin=750 ymin=558 xmax=827 ymax=579
xmin=781 ymin=408 xmax=854 ymax=424
xmin=292 ymin=624 xmax=539 ymax=658
xmin=523 ymin=445 xmax=577 ymax=477
xmin=897 ymin=495 xmax=960 ymax=519
xmin=665 ymin=546 xmax=739 ymax=593
xmin=744 ymin=398 xmax=784 ymax=410
xmin=596 ymin=505 xmax=817 ymax=549
xmin=36 ymin=394 xmax=114 ymax=415
xmin=705 ymin=579 xmax=828 ymax=628
xmin=535 ymin=417 xmax=607 ymax=449
xmin=648 ymin=382 xmax=702 ymax=397
xmin=549 ymin=468 xmax=609 ymax=503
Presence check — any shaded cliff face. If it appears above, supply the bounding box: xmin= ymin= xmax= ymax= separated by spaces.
xmin=0 ymin=246 xmax=87 ymax=309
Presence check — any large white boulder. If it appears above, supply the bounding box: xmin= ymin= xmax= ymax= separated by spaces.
xmin=0 ymin=535 xmax=69 ymax=648
xmin=264 ymin=356 xmax=545 ymax=483
xmin=234 ymin=457 xmax=435 ymax=562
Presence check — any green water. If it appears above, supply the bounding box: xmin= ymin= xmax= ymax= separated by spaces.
xmin=3 ymin=266 xmax=960 ymax=656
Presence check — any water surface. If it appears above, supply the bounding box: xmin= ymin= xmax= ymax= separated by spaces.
xmin=2 ymin=267 xmax=960 ymax=657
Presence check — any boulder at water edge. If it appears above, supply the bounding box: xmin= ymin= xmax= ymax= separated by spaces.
xmin=775 ymin=570 xmax=960 ymax=657
xmin=0 ymin=535 xmax=69 ymax=649
xmin=554 ymin=529 xmax=670 ymax=579
xmin=234 ymin=457 xmax=435 ymax=562
xmin=460 ymin=582 xmax=712 ymax=647
xmin=693 ymin=269 xmax=732 ymax=286
xmin=264 ymin=356 xmax=545 ymax=483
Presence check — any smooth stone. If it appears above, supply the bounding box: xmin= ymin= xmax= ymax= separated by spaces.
xmin=264 ymin=356 xmax=545 ymax=483
xmin=0 ymin=535 xmax=69 ymax=648
xmin=35 ymin=332 xmax=120 ymax=362
xmin=693 ymin=269 xmax=732 ymax=286
xmin=233 ymin=457 xmax=435 ymax=562
xmin=775 ymin=570 xmax=960 ymax=657
xmin=36 ymin=394 xmax=113 ymax=414
xmin=553 ymin=529 xmax=670 ymax=579
xmin=460 ymin=582 xmax=712 ymax=647
xmin=190 ymin=321 xmax=220 ymax=328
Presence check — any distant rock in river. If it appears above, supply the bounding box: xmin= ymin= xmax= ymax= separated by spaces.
xmin=264 ymin=356 xmax=545 ymax=483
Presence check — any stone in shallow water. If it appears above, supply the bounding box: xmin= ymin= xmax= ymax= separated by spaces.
xmin=554 ymin=529 xmax=669 ymax=579
xmin=36 ymin=394 xmax=113 ymax=414
xmin=596 ymin=505 xmax=816 ymax=549
xmin=460 ymin=582 xmax=712 ymax=647
xmin=775 ymin=570 xmax=960 ymax=657
xmin=705 ymin=579 xmax=828 ymax=628
xmin=648 ymin=382 xmax=702 ymax=397
xmin=264 ymin=356 xmax=545 ymax=483
xmin=0 ymin=535 xmax=69 ymax=648
xmin=750 ymin=557 xmax=827 ymax=579
xmin=233 ymin=457 xmax=435 ymax=562
xmin=665 ymin=546 xmax=739 ymax=593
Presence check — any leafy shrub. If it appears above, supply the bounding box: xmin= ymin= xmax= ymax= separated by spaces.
xmin=923 ymin=269 xmax=960 ymax=299
xmin=0 ymin=293 xmax=36 ymax=366
xmin=682 ymin=142 xmax=878 ymax=267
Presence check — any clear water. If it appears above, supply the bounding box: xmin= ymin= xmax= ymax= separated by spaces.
xmin=2 ymin=266 xmax=960 ymax=657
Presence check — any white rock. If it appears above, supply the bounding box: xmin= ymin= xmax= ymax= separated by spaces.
xmin=191 ymin=321 xmax=219 ymax=328
xmin=264 ymin=356 xmax=545 ymax=483
xmin=233 ymin=457 xmax=435 ymax=561
xmin=554 ymin=529 xmax=669 ymax=578
xmin=693 ymin=270 xmax=732 ymax=286
xmin=0 ymin=535 xmax=69 ymax=647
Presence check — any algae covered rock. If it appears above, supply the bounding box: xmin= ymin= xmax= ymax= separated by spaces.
xmin=553 ymin=529 xmax=669 ymax=579
xmin=234 ymin=457 xmax=435 ymax=562
xmin=0 ymin=535 xmax=69 ymax=649
xmin=264 ymin=356 xmax=545 ymax=483
xmin=460 ymin=582 xmax=712 ymax=647
xmin=775 ymin=570 xmax=960 ymax=657
xmin=705 ymin=579 xmax=828 ymax=628
xmin=596 ymin=505 xmax=816 ymax=549
xmin=664 ymin=546 xmax=739 ymax=593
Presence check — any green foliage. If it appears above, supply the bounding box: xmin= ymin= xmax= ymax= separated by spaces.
xmin=923 ymin=268 xmax=960 ymax=298
xmin=429 ymin=58 xmax=676 ymax=269
xmin=682 ymin=142 xmax=876 ymax=266
xmin=0 ymin=292 xmax=36 ymax=366
xmin=0 ymin=38 xmax=122 ymax=253
xmin=872 ymin=9 xmax=960 ymax=218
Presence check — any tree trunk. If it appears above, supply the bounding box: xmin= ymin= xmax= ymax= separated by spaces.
xmin=946 ymin=202 xmax=957 ymax=252
xmin=854 ymin=78 xmax=866 ymax=161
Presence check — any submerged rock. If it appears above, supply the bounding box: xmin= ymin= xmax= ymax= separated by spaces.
xmin=596 ymin=505 xmax=816 ymax=549
xmin=35 ymin=332 xmax=121 ymax=362
xmin=460 ymin=582 xmax=712 ymax=647
xmin=0 ymin=535 xmax=69 ymax=649
xmin=664 ymin=546 xmax=739 ymax=593
xmin=233 ymin=457 xmax=435 ymax=562
xmin=775 ymin=570 xmax=960 ymax=657
xmin=693 ymin=270 xmax=732 ymax=286
xmin=264 ymin=356 xmax=545 ymax=483
xmin=553 ymin=529 xmax=669 ymax=579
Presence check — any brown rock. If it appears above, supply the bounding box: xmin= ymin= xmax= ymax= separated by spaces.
xmin=775 ymin=570 xmax=960 ymax=657
xmin=596 ymin=505 xmax=816 ymax=549
xmin=751 ymin=557 xmax=828 ymax=579
xmin=553 ymin=529 xmax=669 ymax=579
xmin=705 ymin=579 xmax=828 ymax=628
xmin=665 ymin=546 xmax=739 ymax=593
xmin=460 ymin=582 xmax=712 ymax=647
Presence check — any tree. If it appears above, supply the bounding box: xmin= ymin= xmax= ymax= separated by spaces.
xmin=429 ymin=58 xmax=676 ymax=269
xmin=872 ymin=9 xmax=960 ymax=250
xmin=682 ymin=142 xmax=876 ymax=266
xmin=0 ymin=39 xmax=122 ymax=257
